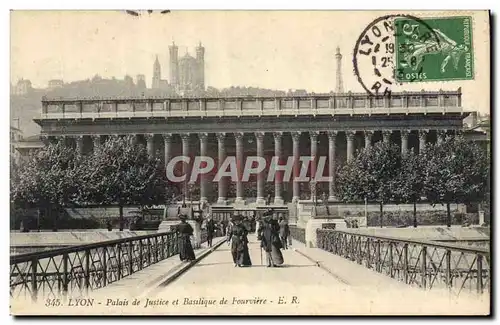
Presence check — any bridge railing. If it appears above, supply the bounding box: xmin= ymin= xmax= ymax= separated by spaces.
xmin=10 ymin=231 xmax=179 ymax=301
xmin=316 ymin=229 xmax=490 ymax=297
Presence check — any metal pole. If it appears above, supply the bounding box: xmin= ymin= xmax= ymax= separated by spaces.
xmin=403 ymin=244 xmax=409 ymax=284
xmin=375 ymin=240 xmax=381 ymax=273
xmin=85 ymin=249 xmax=90 ymax=294
xmin=365 ymin=197 xmax=368 ymax=220
xmin=102 ymin=248 xmax=107 ymax=287
xmin=62 ymin=253 xmax=68 ymax=300
xmin=128 ymin=241 xmax=133 ymax=275
xmin=117 ymin=244 xmax=122 ymax=280
xmin=477 ymin=254 xmax=484 ymax=294
xmin=446 ymin=249 xmax=451 ymax=291
xmin=389 ymin=242 xmax=393 ymax=277
xmin=421 ymin=246 xmax=427 ymax=290
xmin=31 ymin=258 xmax=38 ymax=302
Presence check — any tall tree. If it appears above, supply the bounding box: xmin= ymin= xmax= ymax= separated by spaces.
xmin=82 ymin=135 xmax=171 ymax=230
xmin=395 ymin=149 xmax=425 ymax=227
xmin=336 ymin=141 xmax=402 ymax=227
xmin=423 ymin=135 xmax=489 ymax=227
xmin=10 ymin=140 xmax=81 ymax=231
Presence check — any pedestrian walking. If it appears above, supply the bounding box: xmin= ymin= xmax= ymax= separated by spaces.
xmin=177 ymin=214 xmax=196 ymax=262
xmin=205 ymin=214 xmax=216 ymax=247
xmin=260 ymin=211 xmax=284 ymax=267
xmin=228 ymin=215 xmax=252 ymax=267
xmin=226 ymin=218 xmax=234 ymax=246
xmin=220 ymin=220 xmax=226 ymax=236
xmin=279 ymin=217 xmax=290 ymax=250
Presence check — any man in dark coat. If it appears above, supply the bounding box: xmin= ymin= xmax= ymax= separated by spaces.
xmin=177 ymin=214 xmax=196 ymax=262
xmin=205 ymin=214 xmax=216 ymax=247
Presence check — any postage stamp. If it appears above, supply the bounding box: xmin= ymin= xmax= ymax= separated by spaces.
xmin=353 ymin=15 xmax=475 ymax=95
xmin=395 ymin=16 xmax=475 ymax=82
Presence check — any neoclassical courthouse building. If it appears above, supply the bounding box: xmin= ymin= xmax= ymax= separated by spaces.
xmin=31 ymin=48 xmax=487 ymax=223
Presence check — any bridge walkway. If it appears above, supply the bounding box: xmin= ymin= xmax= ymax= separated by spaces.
xmin=127 ymin=235 xmax=486 ymax=315
xmin=30 ymin=235 xmax=488 ymax=316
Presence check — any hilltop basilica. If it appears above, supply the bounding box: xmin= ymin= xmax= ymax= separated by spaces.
xmin=152 ymin=42 xmax=205 ymax=96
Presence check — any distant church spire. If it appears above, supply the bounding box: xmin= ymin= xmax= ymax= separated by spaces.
xmin=335 ymin=46 xmax=344 ymax=93
xmin=152 ymin=54 xmax=161 ymax=89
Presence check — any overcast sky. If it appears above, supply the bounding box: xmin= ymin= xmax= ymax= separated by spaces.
xmin=10 ymin=10 xmax=490 ymax=113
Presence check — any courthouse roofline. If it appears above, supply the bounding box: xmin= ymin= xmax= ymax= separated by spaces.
xmin=40 ymin=88 xmax=462 ymax=104
xmin=35 ymin=88 xmax=466 ymax=126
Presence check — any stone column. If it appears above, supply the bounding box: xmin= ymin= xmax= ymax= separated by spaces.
xmin=199 ymin=133 xmax=209 ymax=204
xmin=401 ymin=130 xmax=410 ymax=156
xmin=181 ymin=133 xmax=190 ymax=202
xmin=216 ymin=133 xmax=227 ymax=205
xmin=310 ymin=131 xmax=319 ymax=202
xmin=437 ymin=129 xmax=447 ymax=144
xmin=273 ymin=132 xmax=284 ymax=205
xmin=382 ymin=130 xmax=392 ymax=144
xmin=346 ymin=131 xmax=355 ymax=162
xmin=75 ymin=135 xmax=84 ymax=155
xmin=364 ymin=130 xmax=373 ymax=149
xmin=234 ymin=132 xmax=245 ymax=204
xmin=291 ymin=132 xmax=301 ymax=202
xmin=419 ymin=130 xmax=428 ymax=153
xmin=91 ymin=135 xmax=101 ymax=153
xmin=255 ymin=132 xmax=266 ymax=205
xmin=162 ymin=133 xmax=172 ymax=166
xmin=145 ymin=133 xmax=155 ymax=157
xmin=327 ymin=131 xmax=337 ymax=201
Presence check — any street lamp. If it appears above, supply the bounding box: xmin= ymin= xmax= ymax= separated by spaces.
xmin=310 ymin=181 xmax=317 ymax=217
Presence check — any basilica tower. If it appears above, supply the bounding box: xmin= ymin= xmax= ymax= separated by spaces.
xmin=195 ymin=42 xmax=205 ymax=90
xmin=169 ymin=41 xmax=179 ymax=89
xmin=152 ymin=55 xmax=161 ymax=89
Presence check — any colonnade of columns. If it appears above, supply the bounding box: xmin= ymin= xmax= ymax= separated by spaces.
xmin=46 ymin=129 xmax=450 ymax=205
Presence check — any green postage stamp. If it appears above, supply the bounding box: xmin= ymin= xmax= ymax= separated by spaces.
xmin=395 ymin=16 xmax=474 ymax=82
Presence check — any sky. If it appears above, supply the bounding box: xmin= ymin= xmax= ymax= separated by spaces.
xmin=10 ymin=10 xmax=490 ymax=113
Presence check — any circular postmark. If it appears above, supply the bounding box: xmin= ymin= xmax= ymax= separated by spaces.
xmin=353 ymin=14 xmax=441 ymax=96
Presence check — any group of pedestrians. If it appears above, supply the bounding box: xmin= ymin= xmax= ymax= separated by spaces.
xmin=228 ymin=209 xmax=290 ymax=268
xmin=176 ymin=210 xmax=291 ymax=269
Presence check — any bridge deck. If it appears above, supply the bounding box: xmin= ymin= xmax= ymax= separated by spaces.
xmin=132 ymin=235 xmax=487 ymax=315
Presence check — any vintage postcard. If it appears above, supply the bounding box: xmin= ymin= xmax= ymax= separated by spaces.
xmin=9 ymin=10 xmax=491 ymax=316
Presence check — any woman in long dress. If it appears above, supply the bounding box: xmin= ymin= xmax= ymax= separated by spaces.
xmin=228 ymin=215 xmax=252 ymax=267
xmin=177 ymin=215 xmax=196 ymax=262
xmin=260 ymin=214 xmax=284 ymax=267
